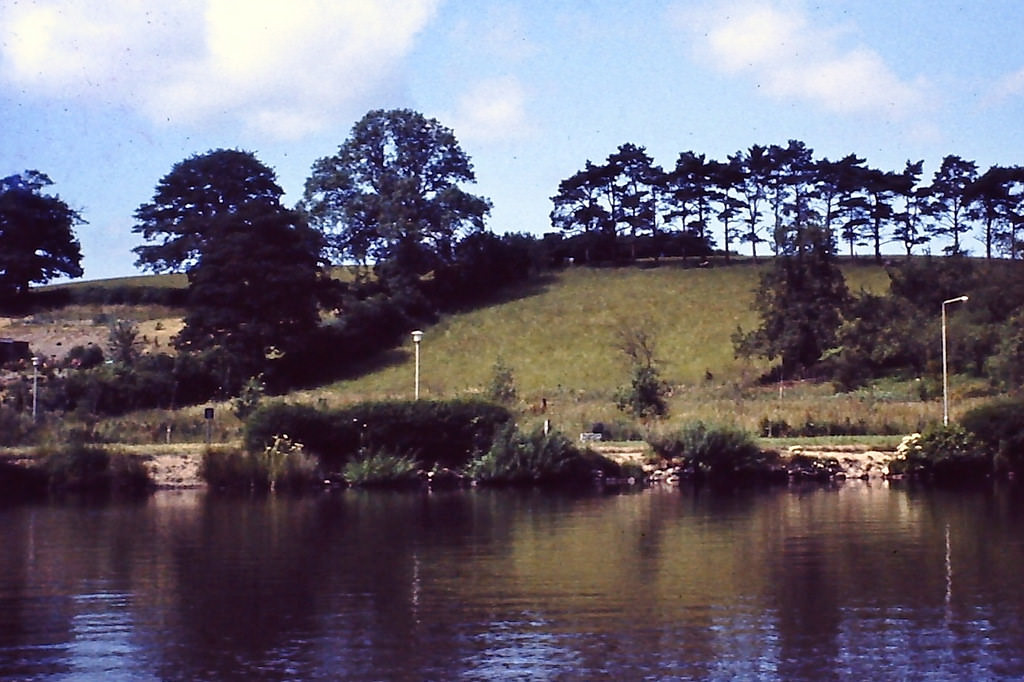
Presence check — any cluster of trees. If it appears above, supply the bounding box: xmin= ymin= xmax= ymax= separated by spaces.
xmin=552 ymin=141 xmax=1024 ymax=262
xmin=2 ymin=109 xmax=548 ymax=417
xmin=8 ymin=106 xmax=1024 ymax=420
xmin=735 ymin=221 xmax=1024 ymax=393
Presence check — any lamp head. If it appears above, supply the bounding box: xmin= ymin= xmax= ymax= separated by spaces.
xmin=411 ymin=330 xmax=424 ymax=344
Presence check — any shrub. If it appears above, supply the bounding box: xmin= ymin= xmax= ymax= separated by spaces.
xmin=200 ymin=446 xmax=266 ymax=490
xmin=232 ymin=375 xmax=265 ymax=420
xmin=39 ymin=444 xmax=151 ymax=492
xmin=960 ymin=399 xmax=1024 ymax=474
xmin=343 ymin=451 xmax=421 ymax=487
xmin=891 ymin=424 xmax=992 ymax=480
xmin=200 ymin=437 xmax=320 ymax=492
xmin=64 ymin=344 xmax=105 ymax=370
xmin=650 ymin=422 xmax=775 ymax=480
xmin=615 ymin=365 xmax=669 ymax=419
xmin=0 ymin=406 xmax=34 ymax=446
xmin=486 ymin=358 xmax=518 ymax=404
xmin=464 ymin=424 xmax=611 ymax=485
xmin=245 ymin=399 xmax=513 ymax=470
xmin=57 ymin=358 xmax=177 ymax=416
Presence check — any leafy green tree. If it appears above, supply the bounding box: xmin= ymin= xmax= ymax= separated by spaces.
xmin=614 ymin=321 xmax=669 ymax=419
xmin=175 ymin=203 xmax=325 ymax=388
xmin=862 ymin=166 xmax=902 ymax=263
xmin=814 ymin=154 xmax=866 ymax=246
xmin=925 ymin=154 xmax=979 ymax=255
xmin=607 ymin=143 xmax=659 ymax=246
xmin=135 ymin=150 xmax=326 ymax=391
xmin=830 ymin=293 xmax=926 ymax=389
xmin=302 ymin=108 xmax=491 ymax=274
xmin=734 ymin=222 xmax=849 ymax=376
xmin=550 ymin=160 xmax=614 ymax=237
xmin=966 ymin=165 xmax=1024 ymax=259
xmin=133 ymin=149 xmax=285 ymax=272
xmin=734 ymin=145 xmax=772 ymax=261
xmin=0 ymin=171 xmax=84 ymax=299
xmin=666 ymin=151 xmax=717 ymax=245
xmin=708 ymin=156 xmax=745 ymax=262
xmin=891 ymin=160 xmax=929 ymax=258
xmin=107 ymin=319 xmax=142 ymax=367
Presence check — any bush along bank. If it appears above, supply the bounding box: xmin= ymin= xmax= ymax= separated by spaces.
xmin=649 ymin=422 xmax=788 ymax=484
xmin=888 ymin=399 xmax=1024 ymax=482
xmin=0 ymin=444 xmax=153 ymax=498
xmin=211 ymin=399 xmax=637 ymax=491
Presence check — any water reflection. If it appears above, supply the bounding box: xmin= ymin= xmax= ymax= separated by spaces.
xmin=1 ymin=483 xmax=1023 ymax=680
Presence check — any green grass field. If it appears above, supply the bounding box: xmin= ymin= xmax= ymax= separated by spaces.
xmin=294 ymin=262 xmax=912 ymax=434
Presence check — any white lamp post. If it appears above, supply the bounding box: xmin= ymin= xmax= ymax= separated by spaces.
xmin=31 ymin=355 xmax=40 ymax=422
xmin=411 ymin=330 xmax=423 ymax=400
xmin=942 ymin=295 xmax=968 ymax=426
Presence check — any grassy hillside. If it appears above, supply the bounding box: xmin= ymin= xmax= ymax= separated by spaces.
xmin=15 ymin=260 xmax=958 ymax=440
xmin=297 ymin=262 xmax=902 ymax=432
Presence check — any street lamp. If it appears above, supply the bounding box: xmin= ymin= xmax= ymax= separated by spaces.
xmin=411 ymin=330 xmax=423 ymax=400
xmin=942 ymin=295 xmax=968 ymax=426
xmin=31 ymin=355 xmax=40 ymax=422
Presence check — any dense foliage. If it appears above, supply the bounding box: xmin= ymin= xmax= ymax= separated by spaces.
xmin=244 ymin=400 xmax=513 ymax=471
xmin=552 ymin=141 xmax=1024 ymax=263
xmin=735 ymin=223 xmax=849 ymax=376
xmin=649 ymin=422 xmax=779 ymax=481
xmin=0 ymin=171 xmax=84 ymax=302
xmin=302 ymin=108 xmax=491 ymax=272
xmin=464 ymin=424 xmax=615 ymax=485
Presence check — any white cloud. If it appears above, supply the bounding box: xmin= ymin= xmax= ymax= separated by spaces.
xmin=679 ymin=1 xmax=930 ymax=119
xmin=447 ymin=76 xmax=532 ymax=143
xmin=990 ymin=66 xmax=1024 ymax=102
xmin=0 ymin=0 xmax=439 ymax=139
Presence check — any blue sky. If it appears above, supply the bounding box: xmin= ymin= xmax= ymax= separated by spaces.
xmin=4 ymin=0 xmax=1024 ymax=280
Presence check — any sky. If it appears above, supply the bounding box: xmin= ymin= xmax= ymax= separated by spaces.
xmin=4 ymin=0 xmax=1024 ymax=281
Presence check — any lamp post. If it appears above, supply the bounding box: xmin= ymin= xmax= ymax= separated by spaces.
xmin=31 ymin=355 xmax=39 ymax=423
xmin=942 ymin=295 xmax=968 ymax=426
xmin=411 ymin=330 xmax=423 ymax=400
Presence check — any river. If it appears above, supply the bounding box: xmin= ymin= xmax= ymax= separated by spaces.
xmin=2 ymin=482 xmax=1023 ymax=680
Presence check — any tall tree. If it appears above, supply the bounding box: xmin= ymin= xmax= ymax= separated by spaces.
xmin=709 ymin=157 xmax=744 ymax=262
xmin=607 ymin=143 xmax=658 ymax=247
xmin=862 ymin=166 xmax=900 ymax=262
xmin=176 ymin=203 xmax=325 ymax=386
xmin=925 ymin=154 xmax=979 ymax=255
xmin=734 ymin=145 xmax=771 ymax=261
xmin=666 ymin=151 xmax=716 ymax=244
xmin=777 ymin=139 xmax=818 ymax=248
xmin=964 ymin=165 xmax=1024 ymax=259
xmin=0 ymin=171 xmax=84 ymax=298
xmin=734 ymin=222 xmax=848 ymax=376
xmin=550 ymin=161 xmax=612 ymax=236
xmin=891 ymin=160 xmax=929 ymax=258
xmin=302 ymin=109 xmax=491 ymax=275
xmin=815 ymin=154 xmax=867 ymax=257
xmin=135 ymin=150 xmax=326 ymax=387
xmin=133 ymin=149 xmax=284 ymax=273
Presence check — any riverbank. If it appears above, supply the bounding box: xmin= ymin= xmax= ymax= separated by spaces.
xmin=591 ymin=441 xmax=898 ymax=482
xmin=2 ymin=440 xmax=900 ymax=491
xmin=1 ymin=443 xmax=213 ymax=490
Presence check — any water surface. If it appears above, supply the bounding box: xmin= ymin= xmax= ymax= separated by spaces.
xmin=2 ymin=482 xmax=1023 ymax=680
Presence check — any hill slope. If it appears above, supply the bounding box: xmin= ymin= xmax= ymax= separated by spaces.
xmin=310 ymin=263 xmax=890 ymax=407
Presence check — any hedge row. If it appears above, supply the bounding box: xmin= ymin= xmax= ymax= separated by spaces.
xmin=244 ymin=399 xmax=514 ymax=470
